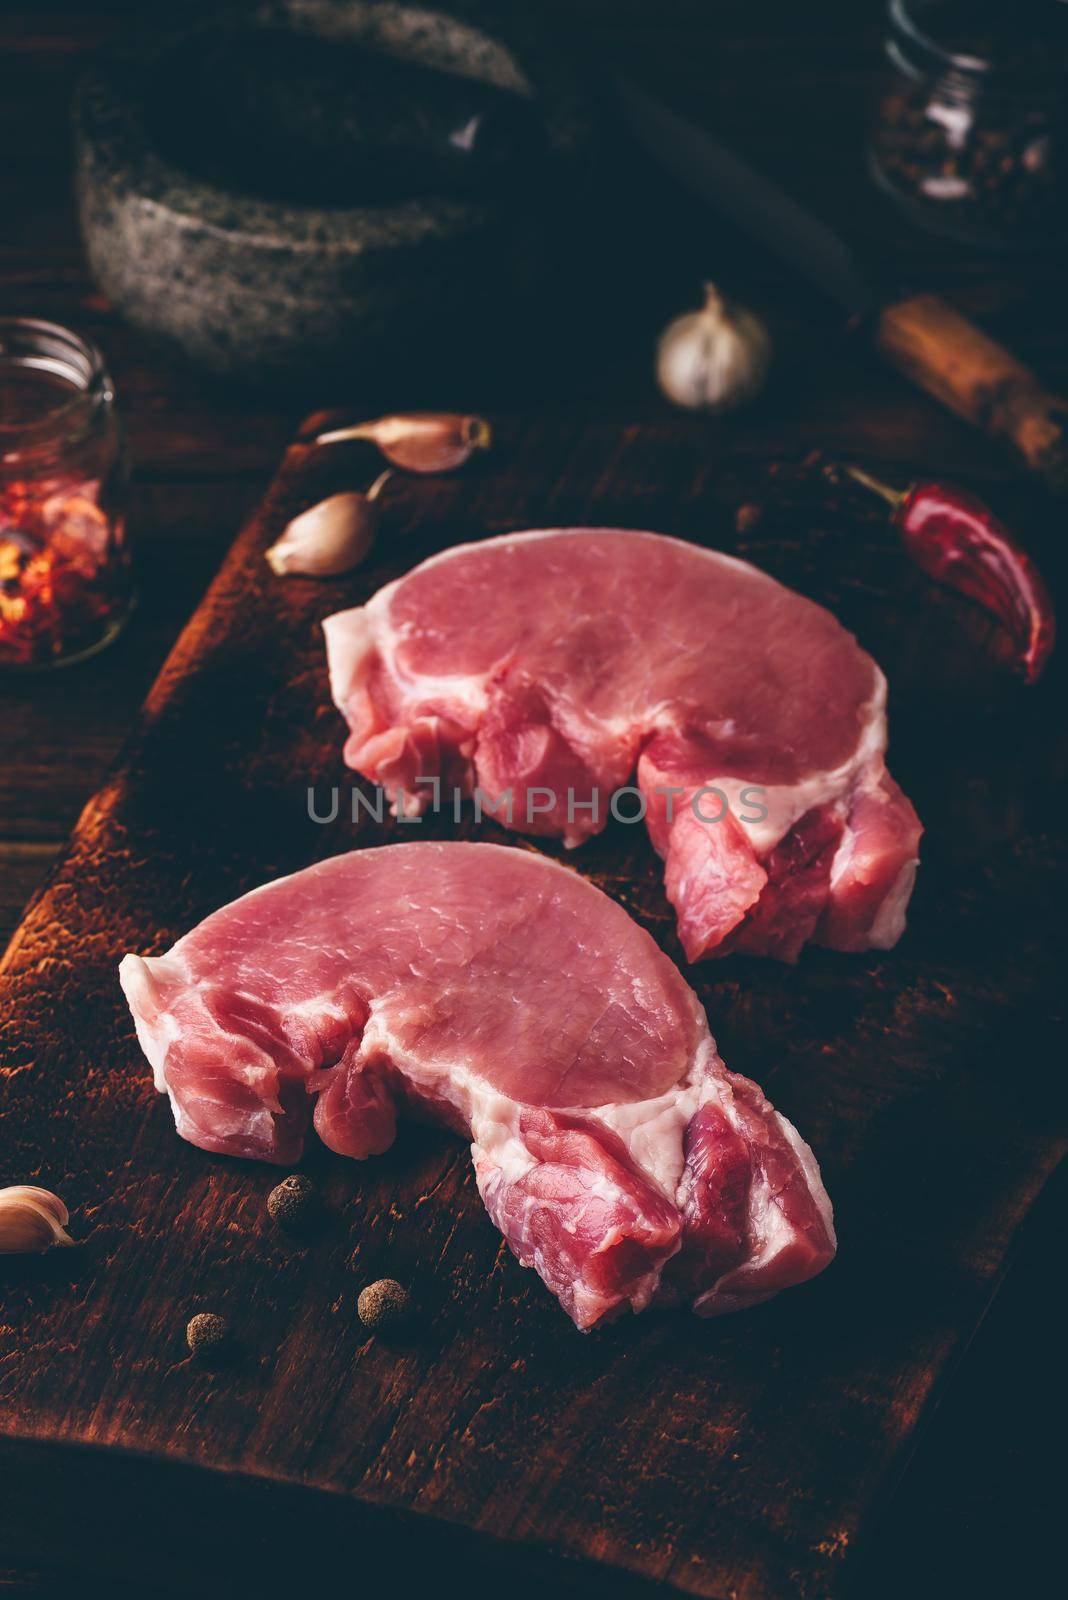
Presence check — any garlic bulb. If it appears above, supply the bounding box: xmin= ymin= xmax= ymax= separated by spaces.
xmin=0 ymin=1185 xmax=74 ymax=1254
xmin=265 ymin=471 xmax=391 ymax=577
xmin=313 ymin=413 xmax=492 ymax=474
xmin=656 ymin=284 xmax=772 ymax=413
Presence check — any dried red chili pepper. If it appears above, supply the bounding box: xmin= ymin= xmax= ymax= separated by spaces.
xmin=838 ymin=465 xmax=1056 ymax=685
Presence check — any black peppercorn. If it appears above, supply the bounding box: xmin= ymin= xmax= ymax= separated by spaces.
xmin=357 ymin=1279 xmax=412 ymax=1334
xmin=267 ymin=1173 xmax=317 ymax=1231
xmin=869 ymin=1 xmax=1068 ymax=248
xmin=186 ymin=1311 xmax=231 ymax=1360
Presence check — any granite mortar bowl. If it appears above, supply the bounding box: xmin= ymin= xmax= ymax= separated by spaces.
xmin=74 ymin=0 xmax=595 ymax=386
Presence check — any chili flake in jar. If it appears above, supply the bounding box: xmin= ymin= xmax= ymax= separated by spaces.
xmin=0 ymin=318 xmax=132 ymax=669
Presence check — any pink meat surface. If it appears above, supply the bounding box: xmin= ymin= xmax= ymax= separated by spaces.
xmin=324 ymin=529 xmax=921 ymax=962
xmin=119 ymin=843 xmax=835 ymax=1329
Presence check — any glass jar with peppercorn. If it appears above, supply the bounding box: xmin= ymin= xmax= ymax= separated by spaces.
xmin=869 ymin=0 xmax=1068 ymax=249
xmin=0 ymin=317 xmax=132 ymax=670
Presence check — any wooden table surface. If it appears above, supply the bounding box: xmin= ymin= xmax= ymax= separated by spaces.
xmin=1 ymin=3 xmax=1062 ymax=1596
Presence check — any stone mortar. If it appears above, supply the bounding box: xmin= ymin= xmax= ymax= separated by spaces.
xmin=74 ymin=0 xmax=595 ymax=385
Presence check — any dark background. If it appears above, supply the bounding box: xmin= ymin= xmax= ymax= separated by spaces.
xmin=0 ymin=3 xmax=1062 ymax=1596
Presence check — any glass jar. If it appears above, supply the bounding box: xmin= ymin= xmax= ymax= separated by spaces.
xmin=869 ymin=0 xmax=1068 ymax=248
xmin=0 ymin=317 xmax=132 ymax=669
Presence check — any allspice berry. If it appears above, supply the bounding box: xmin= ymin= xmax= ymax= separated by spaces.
xmin=357 ymin=1279 xmax=412 ymax=1334
xmin=267 ymin=1173 xmax=317 ymax=1231
xmin=186 ymin=1312 xmax=231 ymax=1361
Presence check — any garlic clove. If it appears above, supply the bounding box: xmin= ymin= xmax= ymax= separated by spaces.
xmin=313 ymin=413 xmax=492 ymax=474
xmin=0 ymin=1186 xmax=74 ymax=1253
xmin=1 ymin=1184 xmax=69 ymax=1226
xmin=265 ymin=472 xmax=391 ymax=578
xmin=656 ymin=283 xmax=772 ymax=414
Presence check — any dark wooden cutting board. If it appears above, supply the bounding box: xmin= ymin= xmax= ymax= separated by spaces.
xmin=1 ymin=419 xmax=1065 ymax=1600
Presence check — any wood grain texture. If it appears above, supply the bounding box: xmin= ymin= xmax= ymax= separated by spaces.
xmin=1 ymin=421 xmax=1065 ymax=1600
xmin=1 ymin=3 xmax=1067 ymax=1594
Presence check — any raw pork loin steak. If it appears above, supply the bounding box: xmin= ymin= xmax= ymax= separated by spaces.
xmin=324 ymin=529 xmax=921 ymax=962
xmin=120 ymin=843 xmax=835 ymax=1329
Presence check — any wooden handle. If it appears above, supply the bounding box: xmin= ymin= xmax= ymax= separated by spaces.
xmin=875 ymin=292 xmax=1068 ymax=491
